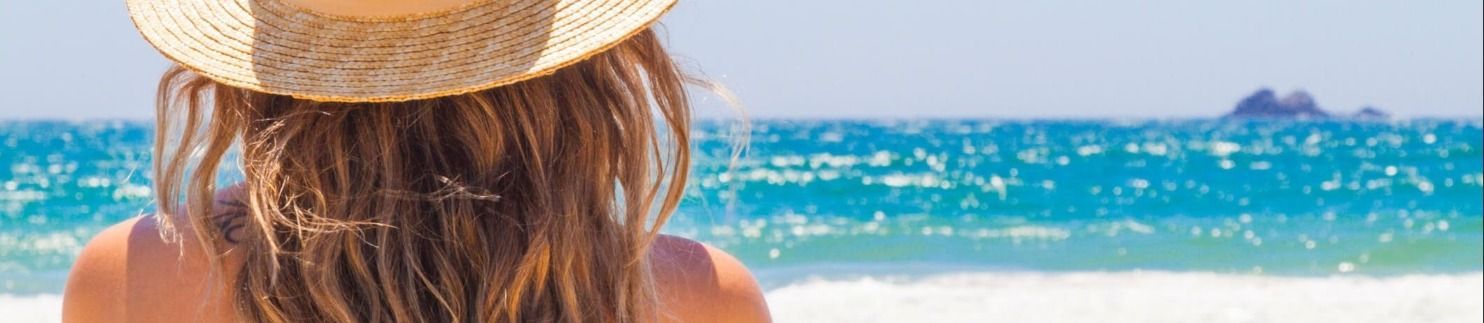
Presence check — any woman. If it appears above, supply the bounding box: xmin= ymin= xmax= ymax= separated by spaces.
xmin=62 ymin=0 xmax=769 ymax=322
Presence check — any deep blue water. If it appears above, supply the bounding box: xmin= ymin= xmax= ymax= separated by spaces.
xmin=2 ymin=119 xmax=1481 ymax=294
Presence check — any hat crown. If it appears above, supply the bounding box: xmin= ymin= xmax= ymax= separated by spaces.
xmin=127 ymin=0 xmax=677 ymax=102
xmin=278 ymin=0 xmax=481 ymax=18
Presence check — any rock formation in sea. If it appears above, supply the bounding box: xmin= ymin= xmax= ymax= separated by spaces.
xmin=1225 ymin=88 xmax=1331 ymax=118
xmin=1352 ymin=106 xmax=1391 ymax=120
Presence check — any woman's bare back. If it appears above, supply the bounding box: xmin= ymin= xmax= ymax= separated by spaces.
xmin=63 ymin=203 xmax=770 ymax=322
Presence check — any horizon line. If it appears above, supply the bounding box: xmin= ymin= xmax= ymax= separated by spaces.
xmin=3 ymin=115 xmax=1482 ymax=123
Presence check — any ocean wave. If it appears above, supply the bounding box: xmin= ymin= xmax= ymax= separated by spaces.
xmin=10 ymin=271 xmax=1477 ymax=323
xmin=765 ymin=271 xmax=1484 ymax=323
xmin=0 ymin=294 xmax=61 ymax=323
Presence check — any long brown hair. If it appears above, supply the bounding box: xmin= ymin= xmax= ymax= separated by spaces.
xmin=152 ymin=29 xmax=691 ymax=322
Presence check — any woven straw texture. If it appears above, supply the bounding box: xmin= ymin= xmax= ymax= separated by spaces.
xmin=126 ymin=0 xmax=677 ymax=102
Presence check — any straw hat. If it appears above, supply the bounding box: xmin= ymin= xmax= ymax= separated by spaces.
xmin=125 ymin=0 xmax=678 ymax=102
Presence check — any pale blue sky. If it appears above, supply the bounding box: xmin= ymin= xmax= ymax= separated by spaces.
xmin=2 ymin=0 xmax=1480 ymax=119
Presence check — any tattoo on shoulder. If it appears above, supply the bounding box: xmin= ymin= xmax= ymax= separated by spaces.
xmin=214 ymin=200 xmax=248 ymax=244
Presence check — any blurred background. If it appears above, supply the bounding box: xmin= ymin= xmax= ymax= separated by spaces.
xmin=2 ymin=1 xmax=1482 ymax=322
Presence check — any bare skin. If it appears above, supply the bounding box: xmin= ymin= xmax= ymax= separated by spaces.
xmin=62 ymin=193 xmax=771 ymax=322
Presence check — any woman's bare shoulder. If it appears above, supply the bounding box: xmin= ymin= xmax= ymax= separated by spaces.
xmin=650 ymin=235 xmax=772 ymax=323
xmin=62 ymin=215 xmax=141 ymax=322
xmin=63 ymin=212 xmax=234 ymax=322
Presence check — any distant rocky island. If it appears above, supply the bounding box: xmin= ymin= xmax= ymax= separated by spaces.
xmin=1352 ymin=106 xmax=1391 ymax=120
xmin=1224 ymin=88 xmax=1389 ymax=119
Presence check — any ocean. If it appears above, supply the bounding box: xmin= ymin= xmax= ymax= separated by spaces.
xmin=2 ymin=119 xmax=1481 ymax=322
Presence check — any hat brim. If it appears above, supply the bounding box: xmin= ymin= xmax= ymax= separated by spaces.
xmin=126 ymin=0 xmax=677 ymax=103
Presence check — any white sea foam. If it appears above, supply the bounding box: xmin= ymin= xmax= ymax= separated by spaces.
xmin=0 ymin=294 xmax=61 ymax=323
xmin=765 ymin=271 xmax=1484 ymax=323
xmin=6 ymin=272 xmax=1479 ymax=323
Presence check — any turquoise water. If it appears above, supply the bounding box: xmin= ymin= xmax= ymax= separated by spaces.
xmin=2 ymin=119 xmax=1481 ymax=294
